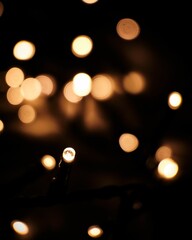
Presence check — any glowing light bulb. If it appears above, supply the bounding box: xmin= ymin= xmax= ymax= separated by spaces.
xmin=62 ymin=147 xmax=76 ymax=163
xmin=11 ymin=220 xmax=29 ymax=235
xmin=88 ymin=225 xmax=103 ymax=238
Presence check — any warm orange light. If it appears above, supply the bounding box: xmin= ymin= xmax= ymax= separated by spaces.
xmin=168 ymin=91 xmax=182 ymax=109
xmin=11 ymin=220 xmax=29 ymax=235
xmin=0 ymin=119 xmax=4 ymax=132
xmin=72 ymin=72 xmax=92 ymax=97
xmin=71 ymin=35 xmax=93 ymax=58
xmin=116 ymin=18 xmax=140 ymax=40
xmin=91 ymin=74 xmax=114 ymax=100
xmin=5 ymin=67 xmax=24 ymax=88
xmin=18 ymin=104 xmax=36 ymax=124
xmin=157 ymin=158 xmax=179 ymax=179
xmin=87 ymin=225 xmax=103 ymax=238
xmin=20 ymin=77 xmax=42 ymax=101
xmin=41 ymin=155 xmax=56 ymax=170
xmin=82 ymin=0 xmax=98 ymax=4
xmin=36 ymin=74 xmax=56 ymax=96
xmin=63 ymin=81 xmax=82 ymax=103
xmin=6 ymin=87 xmax=24 ymax=105
xmin=13 ymin=40 xmax=36 ymax=60
xmin=123 ymin=71 xmax=145 ymax=94
xmin=119 ymin=133 xmax=139 ymax=152
xmin=155 ymin=145 xmax=172 ymax=162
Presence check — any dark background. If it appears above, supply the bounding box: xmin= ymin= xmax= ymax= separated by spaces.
xmin=0 ymin=0 xmax=192 ymax=239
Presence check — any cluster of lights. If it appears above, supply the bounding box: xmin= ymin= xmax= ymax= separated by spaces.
xmin=0 ymin=0 xmax=187 ymax=239
xmin=7 ymin=147 xmax=105 ymax=239
xmin=154 ymin=145 xmax=179 ymax=179
xmin=40 ymin=147 xmax=76 ymax=171
xmin=10 ymin=220 xmax=104 ymax=239
xmin=0 ymin=0 xmax=183 ymax=133
xmin=0 ymin=0 xmax=183 ymax=185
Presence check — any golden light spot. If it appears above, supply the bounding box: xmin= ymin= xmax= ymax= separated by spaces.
xmin=6 ymin=87 xmax=24 ymax=105
xmin=91 ymin=74 xmax=114 ymax=100
xmin=41 ymin=155 xmax=56 ymax=170
xmin=71 ymin=35 xmax=93 ymax=58
xmin=123 ymin=71 xmax=145 ymax=94
xmin=116 ymin=18 xmax=140 ymax=40
xmin=157 ymin=158 xmax=179 ymax=179
xmin=36 ymin=74 xmax=56 ymax=96
xmin=119 ymin=133 xmax=139 ymax=152
xmin=20 ymin=77 xmax=42 ymax=101
xmin=0 ymin=119 xmax=4 ymax=132
xmin=87 ymin=225 xmax=103 ymax=238
xmin=18 ymin=104 xmax=36 ymax=124
xmin=63 ymin=81 xmax=82 ymax=103
xmin=5 ymin=67 xmax=24 ymax=88
xmin=168 ymin=91 xmax=182 ymax=109
xmin=155 ymin=145 xmax=172 ymax=162
xmin=11 ymin=220 xmax=29 ymax=235
xmin=82 ymin=0 xmax=98 ymax=4
xmin=13 ymin=40 xmax=36 ymax=60
xmin=72 ymin=72 xmax=92 ymax=97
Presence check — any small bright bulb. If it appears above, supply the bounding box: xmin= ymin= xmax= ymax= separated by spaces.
xmin=62 ymin=147 xmax=76 ymax=163
xmin=11 ymin=220 xmax=29 ymax=235
xmin=88 ymin=225 xmax=103 ymax=238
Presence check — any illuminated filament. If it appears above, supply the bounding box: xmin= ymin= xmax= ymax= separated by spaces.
xmin=62 ymin=147 xmax=76 ymax=163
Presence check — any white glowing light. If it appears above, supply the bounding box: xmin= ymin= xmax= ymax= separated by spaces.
xmin=62 ymin=147 xmax=76 ymax=163
xmin=11 ymin=220 xmax=29 ymax=235
xmin=88 ymin=225 xmax=103 ymax=238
